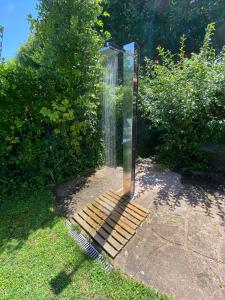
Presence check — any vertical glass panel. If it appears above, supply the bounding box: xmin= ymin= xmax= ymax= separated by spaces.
xmin=123 ymin=43 xmax=136 ymax=197
xmin=102 ymin=49 xmax=118 ymax=167
xmin=100 ymin=43 xmax=138 ymax=197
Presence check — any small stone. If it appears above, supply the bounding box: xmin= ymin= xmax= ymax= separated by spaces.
xmin=140 ymin=271 xmax=145 ymax=275
xmin=125 ymin=250 xmax=128 ymax=256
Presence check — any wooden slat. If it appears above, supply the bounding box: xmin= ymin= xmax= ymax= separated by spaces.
xmin=102 ymin=193 xmax=145 ymax=220
xmin=83 ymin=207 xmax=128 ymax=244
xmin=100 ymin=194 xmax=144 ymax=221
xmin=86 ymin=207 xmax=132 ymax=240
xmin=83 ymin=206 xmax=105 ymax=226
xmin=84 ymin=206 xmax=132 ymax=240
xmin=100 ymin=224 xmax=127 ymax=245
xmin=109 ymin=190 xmax=149 ymax=214
xmin=88 ymin=200 xmax=113 ymax=218
xmin=91 ymin=201 xmax=137 ymax=231
xmin=80 ymin=208 xmax=127 ymax=245
xmin=73 ymin=214 xmax=117 ymax=257
xmin=78 ymin=211 xmax=123 ymax=251
xmin=105 ymin=191 xmax=147 ymax=218
xmin=95 ymin=196 xmax=140 ymax=225
xmin=96 ymin=196 xmax=141 ymax=225
xmin=88 ymin=202 xmax=136 ymax=234
xmin=72 ymin=190 xmax=149 ymax=258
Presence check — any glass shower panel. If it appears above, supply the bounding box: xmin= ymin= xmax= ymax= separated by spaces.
xmin=102 ymin=49 xmax=118 ymax=167
xmin=123 ymin=42 xmax=138 ymax=197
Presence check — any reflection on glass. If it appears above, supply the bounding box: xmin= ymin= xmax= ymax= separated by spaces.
xmin=123 ymin=42 xmax=136 ymax=197
xmin=100 ymin=43 xmax=138 ymax=198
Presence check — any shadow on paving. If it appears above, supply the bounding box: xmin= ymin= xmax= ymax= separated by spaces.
xmin=155 ymin=175 xmax=225 ymax=227
xmin=51 ymin=158 xmax=225 ymax=295
xmin=53 ymin=169 xmax=95 ymax=217
xmin=135 ymin=158 xmax=225 ymax=227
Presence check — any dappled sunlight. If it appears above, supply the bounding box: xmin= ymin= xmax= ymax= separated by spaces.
xmin=134 ymin=158 xmax=225 ymax=227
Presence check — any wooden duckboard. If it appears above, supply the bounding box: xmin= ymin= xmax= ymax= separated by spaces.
xmin=72 ymin=190 xmax=149 ymax=258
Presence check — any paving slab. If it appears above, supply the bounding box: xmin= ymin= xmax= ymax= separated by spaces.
xmin=114 ymin=159 xmax=225 ymax=300
xmin=54 ymin=158 xmax=225 ymax=299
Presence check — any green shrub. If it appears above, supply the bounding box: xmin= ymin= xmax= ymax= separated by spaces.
xmin=0 ymin=0 xmax=107 ymax=189
xmin=140 ymin=24 xmax=225 ymax=170
xmin=0 ymin=60 xmax=102 ymax=189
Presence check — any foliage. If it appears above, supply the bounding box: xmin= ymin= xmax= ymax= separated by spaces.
xmin=102 ymin=0 xmax=156 ymax=58
xmin=31 ymin=0 xmax=109 ymax=93
xmin=103 ymin=0 xmax=225 ymax=59
xmin=0 ymin=0 xmax=107 ymax=188
xmin=140 ymin=24 xmax=225 ymax=170
xmin=0 ymin=188 xmax=170 ymax=300
xmin=16 ymin=35 xmax=41 ymax=68
xmin=157 ymin=0 xmax=225 ymax=55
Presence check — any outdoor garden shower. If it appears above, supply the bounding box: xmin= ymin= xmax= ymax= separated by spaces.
xmin=73 ymin=44 xmax=147 ymax=259
xmin=100 ymin=42 xmax=139 ymax=198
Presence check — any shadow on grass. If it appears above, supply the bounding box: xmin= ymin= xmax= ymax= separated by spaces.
xmin=51 ymin=270 xmax=73 ymax=295
xmin=0 ymin=179 xmax=99 ymax=298
xmin=49 ymin=158 xmax=225 ymax=296
xmin=51 ymin=190 xmax=134 ymax=295
xmin=0 ymin=188 xmax=58 ymax=255
xmin=50 ymin=252 xmax=91 ymax=295
xmin=0 ymin=168 xmax=94 ymax=255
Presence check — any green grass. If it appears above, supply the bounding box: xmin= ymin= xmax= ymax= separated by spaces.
xmin=0 ymin=187 xmax=170 ymax=300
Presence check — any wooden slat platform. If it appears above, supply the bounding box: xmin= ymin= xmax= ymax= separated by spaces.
xmin=72 ymin=190 xmax=149 ymax=258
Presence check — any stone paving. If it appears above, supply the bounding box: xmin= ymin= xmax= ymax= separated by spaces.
xmin=54 ymin=159 xmax=225 ymax=299
xmin=114 ymin=159 xmax=225 ymax=300
xmin=54 ymin=166 xmax=123 ymax=216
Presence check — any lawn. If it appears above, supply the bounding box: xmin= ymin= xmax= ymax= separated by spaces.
xmin=0 ymin=187 xmax=169 ymax=300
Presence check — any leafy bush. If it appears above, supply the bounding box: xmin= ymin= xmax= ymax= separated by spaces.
xmin=0 ymin=60 xmax=102 ymax=189
xmin=0 ymin=0 xmax=107 ymax=189
xmin=140 ymin=24 xmax=225 ymax=170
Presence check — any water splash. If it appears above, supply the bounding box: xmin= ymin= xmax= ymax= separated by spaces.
xmin=102 ymin=52 xmax=118 ymax=166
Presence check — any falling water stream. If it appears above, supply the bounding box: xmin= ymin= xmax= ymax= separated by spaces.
xmin=102 ymin=52 xmax=118 ymax=167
